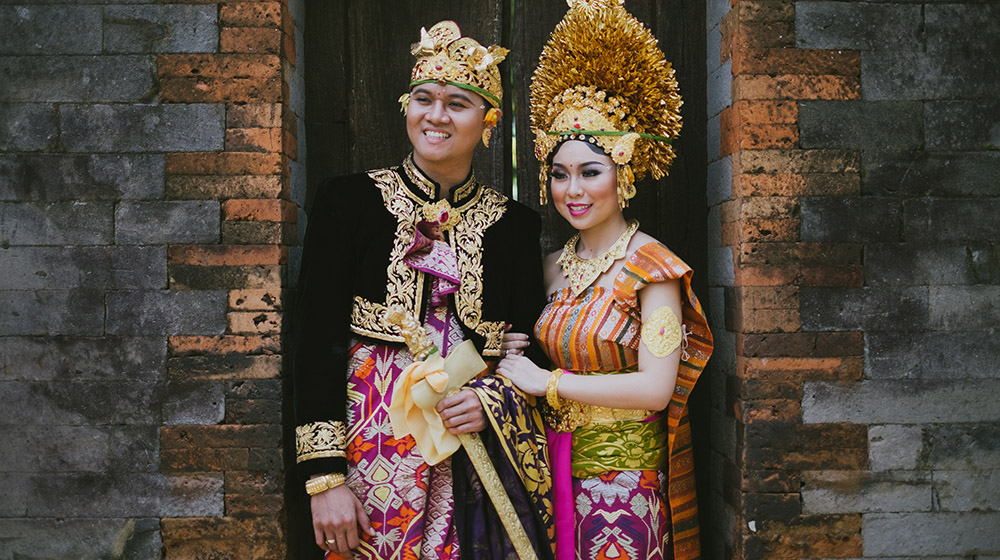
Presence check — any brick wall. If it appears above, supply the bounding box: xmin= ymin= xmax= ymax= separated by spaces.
xmin=708 ymin=0 xmax=1000 ymax=558
xmin=0 ymin=1 xmax=301 ymax=557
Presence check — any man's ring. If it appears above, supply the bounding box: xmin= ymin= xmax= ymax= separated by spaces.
xmin=325 ymin=538 xmax=336 ymax=545
xmin=501 ymin=349 xmax=507 ymax=357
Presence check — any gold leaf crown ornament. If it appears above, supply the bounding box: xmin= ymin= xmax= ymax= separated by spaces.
xmin=530 ymin=0 xmax=683 ymax=207
xmin=406 ymin=21 xmax=509 ymax=109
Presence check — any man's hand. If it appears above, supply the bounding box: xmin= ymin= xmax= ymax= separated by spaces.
xmin=436 ymin=388 xmax=486 ymax=434
xmin=311 ymin=483 xmax=374 ymax=556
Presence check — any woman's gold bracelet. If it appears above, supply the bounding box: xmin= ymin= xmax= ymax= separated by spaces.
xmin=546 ymin=369 xmax=564 ymax=410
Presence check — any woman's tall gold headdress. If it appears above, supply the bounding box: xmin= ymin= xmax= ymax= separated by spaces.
xmin=530 ymin=0 xmax=683 ymax=207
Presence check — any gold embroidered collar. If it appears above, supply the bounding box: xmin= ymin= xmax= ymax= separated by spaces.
xmin=557 ymin=219 xmax=639 ymax=298
xmin=402 ymin=153 xmax=481 ymax=206
xmin=351 ymin=162 xmax=509 ymax=355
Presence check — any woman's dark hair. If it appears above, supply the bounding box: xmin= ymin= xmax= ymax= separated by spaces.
xmin=548 ymin=136 xmax=611 ymax=166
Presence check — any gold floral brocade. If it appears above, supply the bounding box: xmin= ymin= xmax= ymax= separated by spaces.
xmin=350 ymin=164 xmax=509 ymax=356
xmin=296 ymin=420 xmax=347 ymax=463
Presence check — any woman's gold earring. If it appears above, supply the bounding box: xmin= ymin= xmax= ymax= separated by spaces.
xmin=482 ymin=127 xmax=492 ymax=147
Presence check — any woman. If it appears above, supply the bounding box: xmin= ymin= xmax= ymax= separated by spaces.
xmin=497 ymin=3 xmax=713 ymax=560
xmin=293 ymin=20 xmax=553 ymax=560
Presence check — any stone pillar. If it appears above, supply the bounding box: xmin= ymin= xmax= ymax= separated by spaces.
xmin=710 ymin=0 xmax=1000 ymax=559
xmin=0 ymin=1 xmax=300 ymax=556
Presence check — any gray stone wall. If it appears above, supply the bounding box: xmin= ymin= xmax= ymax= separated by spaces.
xmin=0 ymin=2 xmax=293 ymax=557
xmin=795 ymin=1 xmax=1000 ymax=558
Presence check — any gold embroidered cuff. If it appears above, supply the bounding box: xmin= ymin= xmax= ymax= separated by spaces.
xmin=641 ymin=305 xmax=683 ymax=357
xmin=305 ymin=472 xmax=346 ymax=495
xmin=295 ymin=421 xmax=347 ymax=463
xmin=546 ymin=369 xmax=564 ymax=410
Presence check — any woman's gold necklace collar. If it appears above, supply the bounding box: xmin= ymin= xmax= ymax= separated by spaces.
xmin=557 ymin=219 xmax=639 ymax=297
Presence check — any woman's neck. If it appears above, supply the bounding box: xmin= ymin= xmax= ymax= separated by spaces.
xmin=576 ymin=214 xmax=630 ymax=259
xmin=412 ymin=153 xmax=472 ymax=200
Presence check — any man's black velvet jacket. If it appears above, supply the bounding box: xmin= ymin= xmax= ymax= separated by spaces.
xmin=292 ymin=157 xmax=547 ymax=477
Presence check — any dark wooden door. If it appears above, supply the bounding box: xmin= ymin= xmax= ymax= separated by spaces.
xmin=300 ymin=2 xmax=708 ymax=558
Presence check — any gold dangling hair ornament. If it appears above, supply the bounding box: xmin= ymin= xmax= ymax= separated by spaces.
xmin=557 ymin=219 xmax=639 ymax=297
xmin=531 ymin=0 xmax=682 ymax=205
xmin=482 ymin=107 xmax=501 ymax=147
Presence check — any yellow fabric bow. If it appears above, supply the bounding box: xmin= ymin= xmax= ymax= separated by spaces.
xmin=387 ymin=340 xmax=487 ymax=465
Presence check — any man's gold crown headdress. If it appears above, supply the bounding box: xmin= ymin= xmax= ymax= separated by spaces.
xmin=407 ymin=20 xmax=509 ymax=109
xmin=530 ymin=0 xmax=683 ymax=207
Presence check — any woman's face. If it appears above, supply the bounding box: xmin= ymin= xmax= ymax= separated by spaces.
xmin=550 ymin=140 xmax=620 ymax=231
xmin=406 ymin=83 xmax=488 ymax=169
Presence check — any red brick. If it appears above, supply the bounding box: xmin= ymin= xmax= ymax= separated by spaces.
xmin=736 ymin=172 xmax=861 ymax=197
xmin=225 ymin=471 xmax=283 ymax=494
xmin=723 ymin=20 xmax=796 ymax=62
xmin=168 ymin=245 xmax=287 ymax=266
xmin=736 ymin=285 xmax=800 ymax=309
xmin=168 ymin=335 xmax=281 ymax=356
xmin=736 ymin=0 xmax=795 ymax=22
xmin=737 ymin=148 xmax=863 ymax=178
xmin=282 ymin=127 xmax=298 ymax=159
xmin=167 ymin=354 xmax=282 ymax=381
xmin=737 ymin=264 xmax=864 ymax=286
xmin=280 ymin=103 xmax=298 ymax=133
xmin=219 ymin=2 xmax=282 ymax=28
xmin=226 ymin=127 xmax=283 ymax=153
xmin=226 ymin=493 xmax=284 ymax=517
xmin=222 ymin=221 xmax=298 ymax=244
xmin=746 ymin=514 xmax=863 ymax=558
xmin=727 ymin=100 xmax=799 ymax=126
xmin=734 ymin=375 xmax=803 ymax=400
xmin=737 ymin=219 xmax=801 ymax=243
xmin=738 ymin=332 xmax=864 ymax=357
xmin=223 ymin=398 xmax=282 ymax=424
xmin=738 ymin=242 xmax=862 ymax=266
xmin=722 ymin=117 xmax=798 ymax=156
xmin=158 ymin=54 xmax=282 ymax=103
xmin=223 ymin=199 xmax=297 ymax=222
xmin=739 ymin=356 xmax=863 ymax=382
xmin=169 ymin=264 xmax=283 ymax=290
xmin=161 ymin=448 xmax=250 ymax=472
xmin=732 ymin=48 xmax=861 ymax=76
xmin=283 ymin=24 xmax=296 ymax=67
xmin=734 ymin=73 xmax=861 ymax=101
xmin=745 ymin=447 xmax=867 ymax=471
xmin=227 ymin=103 xmax=283 ymax=128
xmin=229 ymin=289 xmax=282 ymax=311
xmin=228 ymin=311 xmax=282 ymax=334
xmin=166 ymin=152 xmax=282 ymax=176
xmin=738 ymin=398 xmax=802 ymax=422
xmin=721 ymin=197 xmax=799 ymax=222
xmin=166 ymin=175 xmax=286 ymax=199
xmin=162 ymin=517 xmax=284 ymax=559
xmin=731 ymin=308 xmax=801 ymax=333
xmin=221 ymin=26 xmax=282 ymax=54
xmin=161 ymin=424 xmax=282 ymax=449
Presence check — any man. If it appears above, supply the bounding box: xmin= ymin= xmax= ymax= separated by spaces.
xmin=293 ymin=21 xmax=553 ymax=560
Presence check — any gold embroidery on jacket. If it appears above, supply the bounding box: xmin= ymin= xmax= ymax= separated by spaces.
xmin=296 ymin=420 xmax=347 ymax=463
xmin=452 ymin=187 xmax=508 ymax=354
xmin=351 ymin=166 xmax=508 ymax=350
xmin=350 ymin=168 xmax=422 ymax=343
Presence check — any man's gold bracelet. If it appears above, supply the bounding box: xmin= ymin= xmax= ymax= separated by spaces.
xmin=305 ymin=473 xmax=346 ymax=496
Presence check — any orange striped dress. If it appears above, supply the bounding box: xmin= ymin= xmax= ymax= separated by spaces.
xmin=534 ymin=241 xmax=713 ymax=560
